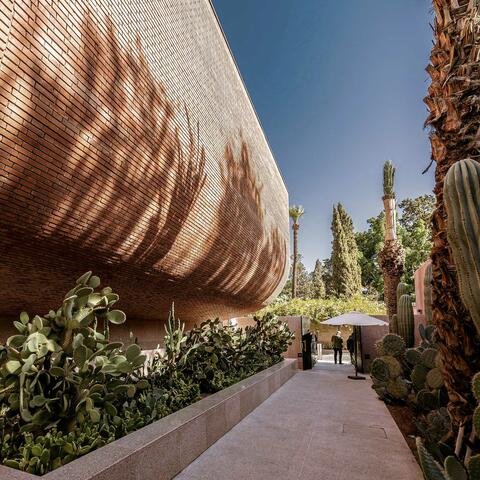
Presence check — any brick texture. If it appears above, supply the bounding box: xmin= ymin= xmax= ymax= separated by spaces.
xmin=0 ymin=0 xmax=289 ymax=345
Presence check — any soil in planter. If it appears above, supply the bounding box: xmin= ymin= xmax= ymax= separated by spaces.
xmin=387 ymin=404 xmax=419 ymax=461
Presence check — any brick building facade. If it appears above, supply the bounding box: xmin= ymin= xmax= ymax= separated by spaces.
xmin=0 ymin=0 xmax=289 ymax=346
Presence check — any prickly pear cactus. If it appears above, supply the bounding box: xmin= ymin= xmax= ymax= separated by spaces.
xmin=444 ymin=159 xmax=480 ymax=336
xmin=397 ymin=294 xmax=415 ymax=348
xmin=406 ymin=348 xmax=422 ymax=366
xmin=421 ymin=348 xmax=439 ymax=369
xmin=386 ymin=377 xmax=409 ymax=400
xmin=426 ymin=368 xmax=444 ymax=390
xmin=424 ymin=262 xmax=433 ymax=325
xmin=371 ymin=357 xmax=391 ymax=383
xmin=380 ymin=333 xmax=406 ymax=358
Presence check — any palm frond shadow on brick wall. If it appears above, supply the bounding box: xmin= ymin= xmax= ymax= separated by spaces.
xmin=187 ymin=139 xmax=287 ymax=308
xmin=0 ymin=2 xmax=287 ymax=339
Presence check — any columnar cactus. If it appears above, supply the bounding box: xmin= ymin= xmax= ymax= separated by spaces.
xmin=424 ymin=262 xmax=433 ymax=325
xmin=397 ymin=294 xmax=415 ymax=348
xmin=416 ymin=373 xmax=480 ymax=480
xmin=444 ymin=159 xmax=480 ymax=335
xmin=396 ymin=282 xmax=408 ymax=306
xmin=389 ymin=314 xmax=398 ymax=335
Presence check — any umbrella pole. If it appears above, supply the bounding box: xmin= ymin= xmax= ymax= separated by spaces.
xmin=348 ymin=326 xmax=366 ymax=380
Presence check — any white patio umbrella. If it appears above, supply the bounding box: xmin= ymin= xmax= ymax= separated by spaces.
xmin=323 ymin=312 xmax=388 ymax=380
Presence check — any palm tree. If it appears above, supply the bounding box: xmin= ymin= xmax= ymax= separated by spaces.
xmin=378 ymin=161 xmax=404 ymax=319
xmin=425 ymin=0 xmax=480 ymax=428
xmin=289 ymin=205 xmax=305 ymax=298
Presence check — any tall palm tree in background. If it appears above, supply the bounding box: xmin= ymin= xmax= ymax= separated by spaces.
xmin=425 ymin=0 xmax=480 ymax=427
xmin=289 ymin=205 xmax=305 ymax=298
xmin=379 ymin=161 xmax=404 ymax=319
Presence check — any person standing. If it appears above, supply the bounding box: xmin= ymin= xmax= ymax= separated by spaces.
xmin=331 ymin=330 xmax=344 ymax=364
xmin=347 ymin=333 xmax=355 ymax=365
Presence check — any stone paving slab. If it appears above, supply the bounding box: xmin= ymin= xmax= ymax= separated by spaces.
xmin=175 ymin=362 xmax=423 ymax=480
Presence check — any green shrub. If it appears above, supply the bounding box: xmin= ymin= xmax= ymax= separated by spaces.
xmin=0 ymin=273 xmax=293 ymax=474
xmin=257 ymin=295 xmax=385 ymax=324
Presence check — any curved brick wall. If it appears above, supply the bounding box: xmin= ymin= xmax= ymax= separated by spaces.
xmin=0 ymin=0 xmax=289 ymax=343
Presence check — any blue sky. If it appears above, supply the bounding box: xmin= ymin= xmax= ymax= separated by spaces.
xmin=212 ymin=0 xmax=434 ymax=271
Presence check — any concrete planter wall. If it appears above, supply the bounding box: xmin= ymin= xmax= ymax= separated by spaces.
xmin=0 ymin=359 xmax=297 ymax=480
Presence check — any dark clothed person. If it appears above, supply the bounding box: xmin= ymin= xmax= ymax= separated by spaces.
xmin=347 ymin=334 xmax=355 ymax=364
xmin=331 ymin=331 xmax=344 ymax=364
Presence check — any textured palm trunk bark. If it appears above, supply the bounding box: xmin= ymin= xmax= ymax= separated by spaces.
xmin=425 ymin=0 xmax=480 ymax=427
xmin=379 ymin=194 xmax=404 ymax=319
xmin=292 ymin=224 xmax=299 ymax=298
xmin=379 ymin=239 xmax=404 ymax=319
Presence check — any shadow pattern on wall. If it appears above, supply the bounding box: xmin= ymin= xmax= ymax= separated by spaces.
xmin=0 ymin=1 xmax=287 ymax=329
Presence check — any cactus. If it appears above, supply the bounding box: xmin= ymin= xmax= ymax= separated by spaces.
xmin=469 ymin=455 xmax=480 ymax=480
xmin=406 ymin=348 xmax=422 ymax=366
xmin=417 ymin=389 xmax=440 ymax=411
xmin=426 ymin=368 xmax=444 ymax=390
xmin=381 ymin=355 xmax=402 ymax=378
xmin=389 ymin=314 xmax=398 ymax=335
xmin=380 ymin=333 xmax=406 ymax=358
xmin=396 ymin=282 xmax=408 ymax=306
xmin=416 ymin=438 xmax=447 ymax=479
xmin=473 ymin=373 xmax=480 ymax=401
xmin=397 ymin=294 xmax=415 ymax=348
xmin=444 ymin=159 xmax=480 ymax=335
xmin=411 ymin=364 xmax=429 ymax=391
xmin=386 ymin=377 xmax=409 ymax=400
xmin=371 ymin=357 xmax=391 ymax=382
xmin=423 ymin=407 xmax=451 ymax=443
xmin=383 ymin=160 xmax=395 ymax=198
xmin=421 ymin=348 xmax=439 ymax=369
xmin=424 ymin=262 xmax=433 ymax=325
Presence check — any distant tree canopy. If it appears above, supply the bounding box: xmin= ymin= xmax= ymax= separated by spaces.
xmin=280 ymin=255 xmax=313 ymax=299
xmin=331 ymin=204 xmax=362 ymax=297
xmin=355 ymin=194 xmax=434 ymax=295
xmin=276 ymin=194 xmax=433 ymax=306
xmin=355 ymin=212 xmax=385 ymax=296
xmin=310 ymin=259 xmax=326 ymax=299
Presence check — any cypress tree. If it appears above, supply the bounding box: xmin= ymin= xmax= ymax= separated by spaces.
xmin=330 ymin=204 xmax=362 ymax=297
xmin=337 ymin=203 xmax=362 ymax=292
xmin=311 ymin=259 xmax=326 ymax=299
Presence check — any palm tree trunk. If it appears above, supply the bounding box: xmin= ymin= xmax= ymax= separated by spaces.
xmin=425 ymin=0 xmax=480 ymax=427
xmin=379 ymin=239 xmax=404 ymax=318
xmin=379 ymin=196 xmax=404 ymax=319
xmin=292 ymin=224 xmax=298 ymax=298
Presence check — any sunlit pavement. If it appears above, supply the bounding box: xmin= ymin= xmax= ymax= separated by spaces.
xmin=175 ymin=361 xmax=422 ymax=480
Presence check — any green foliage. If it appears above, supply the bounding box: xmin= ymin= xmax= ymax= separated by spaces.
xmin=331 ymin=204 xmax=362 ymax=297
xmin=383 ymin=160 xmax=396 ymax=198
xmin=396 ymin=282 xmax=408 ymax=305
xmin=289 ymin=205 xmax=305 ymax=224
xmin=280 ymin=255 xmax=313 ymax=299
xmin=371 ymin=334 xmax=408 ymax=402
xmin=398 ymin=294 xmax=415 ymax=348
xmin=378 ymin=333 xmax=406 ymax=358
xmin=444 ymin=159 xmax=480 ymax=336
xmin=0 ymin=275 xmax=293 ymax=475
xmin=310 ymin=259 xmax=326 ymax=299
xmin=355 ymin=195 xmax=434 ymax=296
xmin=257 ymin=295 xmax=385 ymax=324
xmin=355 ymin=213 xmax=385 ymax=295
xmin=176 ymin=315 xmax=294 ymax=394
xmin=397 ymin=194 xmax=435 ymax=290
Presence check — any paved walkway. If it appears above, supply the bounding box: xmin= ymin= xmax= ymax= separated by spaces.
xmin=175 ymin=361 xmax=422 ymax=480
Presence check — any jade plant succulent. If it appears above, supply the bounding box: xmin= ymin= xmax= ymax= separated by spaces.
xmin=0 ymin=273 xmax=294 ymax=475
